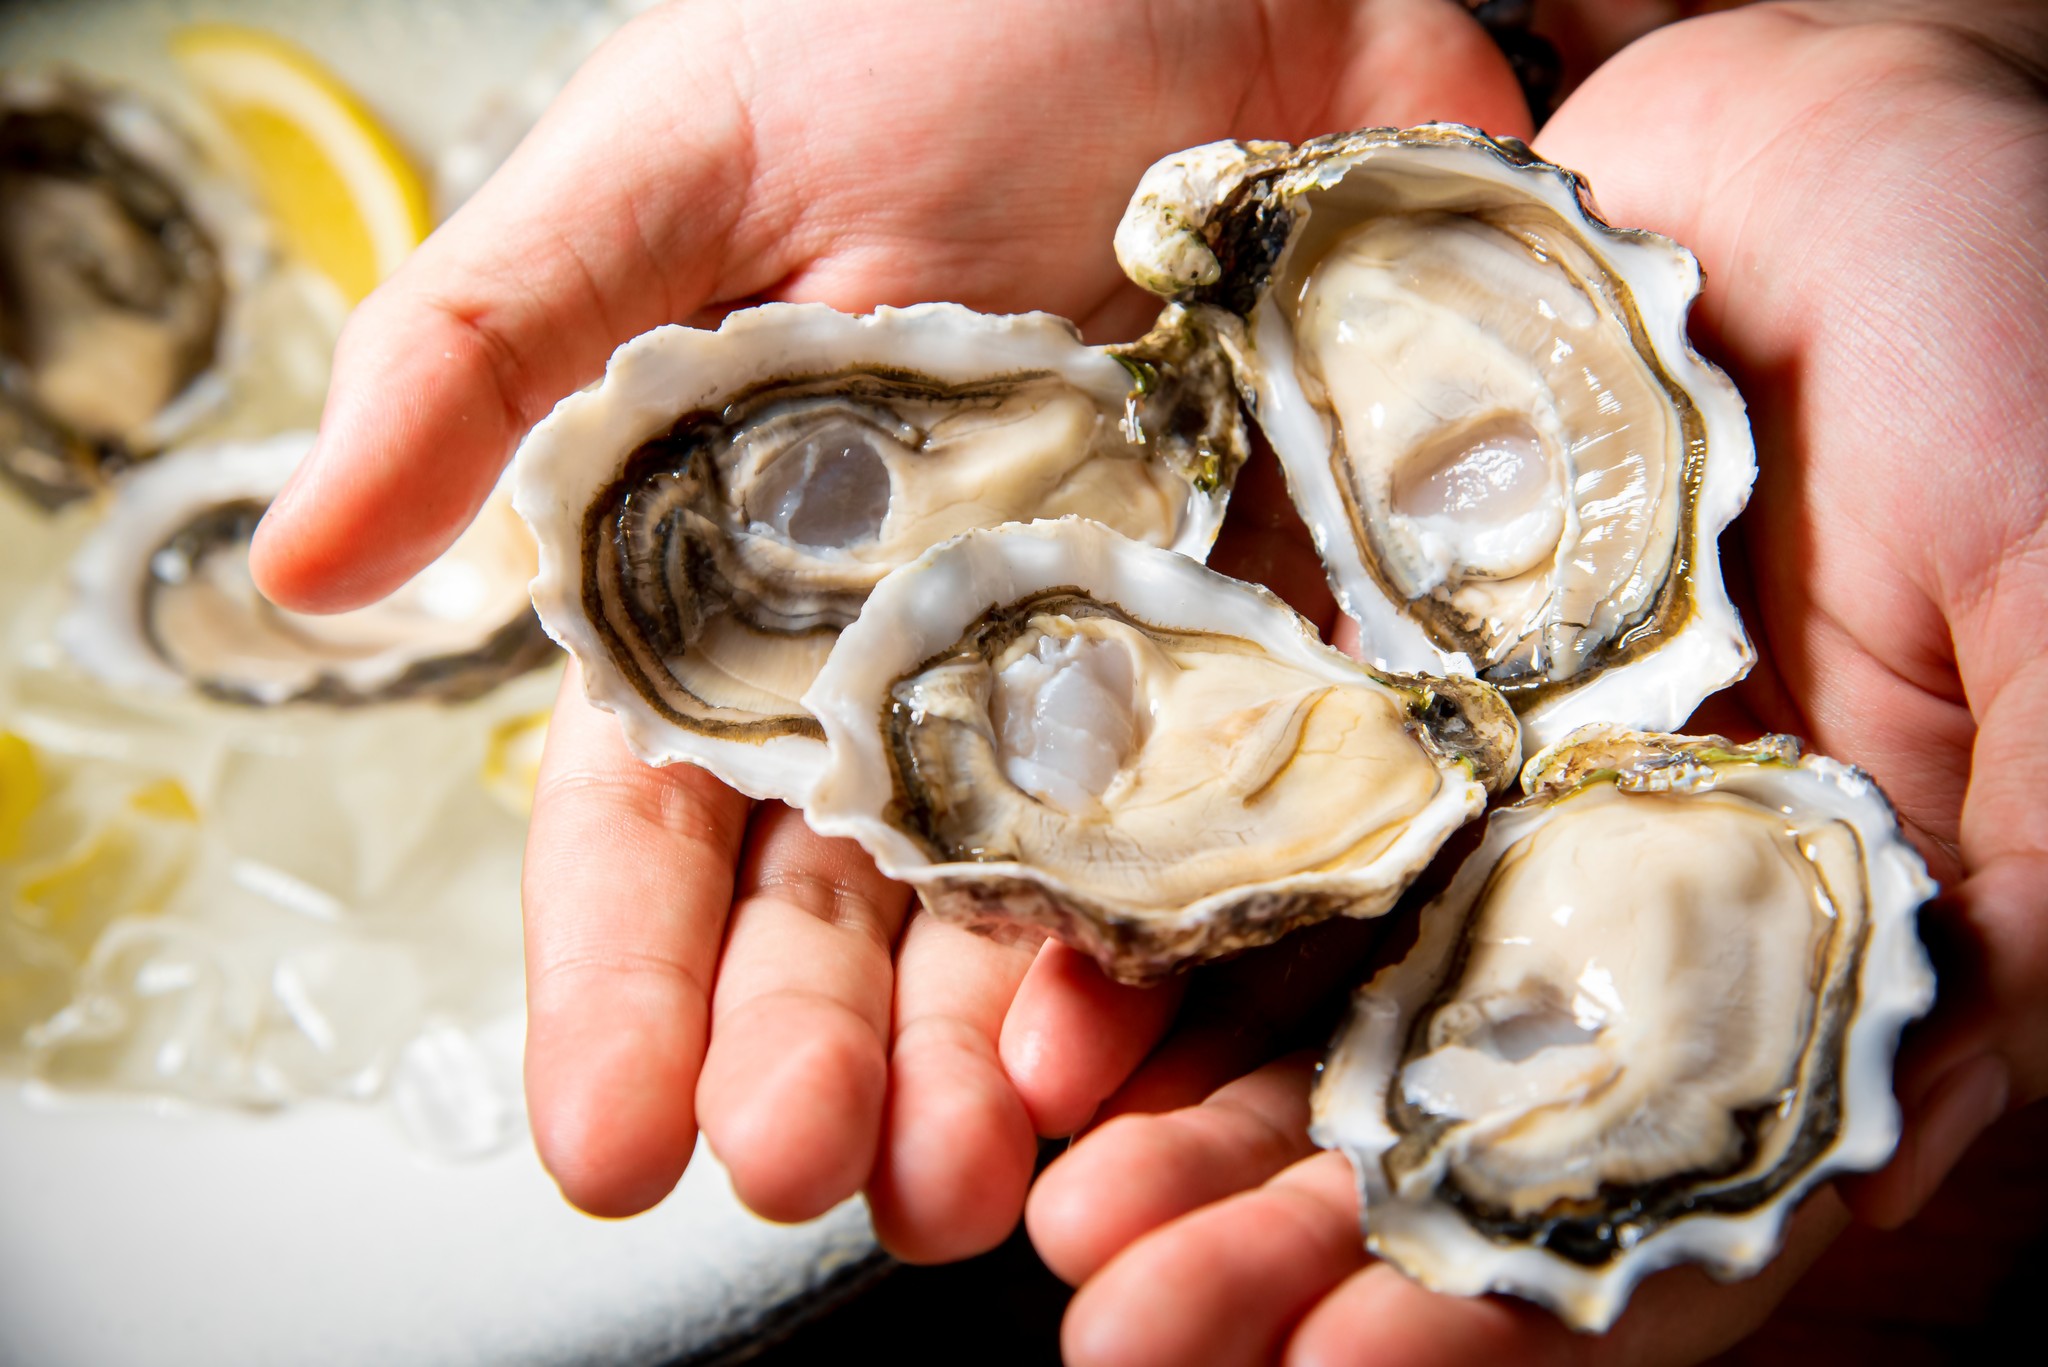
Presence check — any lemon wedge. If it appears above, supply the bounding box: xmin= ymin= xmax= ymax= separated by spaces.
xmin=129 ymin=778 xmax=202 ymax=824
xmin=0 ymin=732 xmax=43 ymax=861
xmin=172 ymin=24 xmax=431 ymax=303
xmin=481 ymin=710 xmax=551 ymax=817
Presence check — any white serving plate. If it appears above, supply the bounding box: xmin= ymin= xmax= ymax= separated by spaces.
xmin=0 ymin=1087 xmax=878 ymax=1366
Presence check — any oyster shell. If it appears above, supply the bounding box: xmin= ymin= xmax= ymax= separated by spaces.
xmin=803 ymin=518 xmax=1520 ymax=983
xmin=1311 ymin=727 xmax=1937 ymax=1331
xmin=0 ymin=72 xmax=239 ymax=508
xmin=1115 ymin=126 xmax=1755 ymax=749
xmin=60 ymin=432 xmax=553 ymax=705
xmin=514 ymin=301 xmax=1245 ymax=804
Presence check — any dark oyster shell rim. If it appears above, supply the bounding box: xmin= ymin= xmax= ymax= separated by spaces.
xmin=0 ymin=74 xmax=228 ymax=511
xmin=875 ymin=582 xmax=1515 ymax=982
xmin=138 ymin=494 xmax=555 ymax=708
xmin=1311 ymin=731 xmax=1940 ymax=1317
xmin=575 ymin=311 xmax=1247 ymax=747
xmin=1144 ymin=124 xmax=1736 ymax=713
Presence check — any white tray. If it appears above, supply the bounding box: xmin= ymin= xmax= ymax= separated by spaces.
xmin=0 ymin=1088 xmax=879 ymax=1366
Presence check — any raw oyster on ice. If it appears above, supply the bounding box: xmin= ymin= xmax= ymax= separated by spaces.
xmin=515 ymin=301 xmax=1245 ymax=804
xmin=0 ymin=72 xmax=236 ymax=508
xmin=60 ymin=432 xmax=552 ymax=705
xmin=1311 ymin=728 xmax=1937 ymax=1331
xmin=1115 ymin=126 xmax=1755 ymax=748
xmin=804 ymin=518 xmax=1519 ymax=983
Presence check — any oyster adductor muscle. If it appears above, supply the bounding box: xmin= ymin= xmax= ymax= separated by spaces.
xmin=803 ymin=518 xmax=1520 ymax=984
xmin=515 ymin=301 xmax=1246 ymax=805
xmin=1310 ymin=727 xmax=1937 ymax=1332
xmin=1115 ymin=125 xmax=1756 ymax=750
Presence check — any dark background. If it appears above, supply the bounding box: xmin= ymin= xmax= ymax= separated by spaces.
xmin=709 ymin=1101 xmax=2048 ymax=1367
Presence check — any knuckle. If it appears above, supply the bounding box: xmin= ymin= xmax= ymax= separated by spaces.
xmin=536 ymin=760 xmax=744 ymax=849
xmin=749 ymin=866 xmax=895 ymax=944
xmin=529 ymin=942 xmax=710 ymax=1011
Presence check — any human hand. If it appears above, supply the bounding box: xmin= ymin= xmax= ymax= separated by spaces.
xmin=1015 ymin=0 xmax=2048 ymax=1356
xmin=244 ymin=0 xmax=1529 ymax=1247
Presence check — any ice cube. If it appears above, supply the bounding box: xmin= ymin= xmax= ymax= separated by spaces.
xmin=255 ymin=942 xmax=425 ymax=1100
xmin=389 ymin=1018 xmax=522 ymax=1160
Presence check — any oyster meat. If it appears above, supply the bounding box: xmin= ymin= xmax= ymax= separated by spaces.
xmin=61 ymin=432 xmax=552 ymax=705
xmin=803 ymin=518 xmax=1520 ymax=983
xmin=0 ymin=72 xmax=233 ymax=508
xmin=1311 ymin=728 xmax=1937 ymax=1331
xmin=1115 ymin=126 xmax=1755 ymax=748
xmin=515 ymin=301 xmax=1245 ymax=804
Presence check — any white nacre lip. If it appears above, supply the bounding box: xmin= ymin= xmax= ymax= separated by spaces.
xmin=802 ymin=517 xmax=1520 ymax=984
xmin=1310 ymin=727 xmax=1937 ymax=1332
xmin=513 ymin=301 xmax=1243 ymax=806
xmin=1115 ymin=126 xmax=1756 ymax=751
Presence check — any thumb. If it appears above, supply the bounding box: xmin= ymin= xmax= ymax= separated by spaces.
xmin=1840 ymin=855 xmax=2048 ymax=1228
xmin=249 ymin=6 xmax=757 ymax=612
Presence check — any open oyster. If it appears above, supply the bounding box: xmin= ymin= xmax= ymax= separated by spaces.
xmin=803 ymin=518 xmax=1519 ymax=983
xmin=515 ymin=301 xmax=1245 ymax=804
xmin=60 ymin=432 xmax=552 ymax=705
xmin=0 ymin=72 xmax=236 ymax=508
xmin=1115 ymin=127 xmax=1755 ymax=749
xmin=1311 ymin=728 xmax=1937 ymax=1331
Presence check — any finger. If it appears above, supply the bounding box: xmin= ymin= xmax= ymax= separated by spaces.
xmin=1062 ymin=1151 xmax=1367 ymax=1367
xmin=1284 ymin=1192 xmax=1849 ymax=1367
xmin=1839 ymin=858 xmax=2042 ymax=1228
xmin=1532 ymin=0 xmax=1687 ymax=99
xmin=1843 ymin=1050 xmax=2010 ymax=1232
xmin=250 ymin=7 xmax=759 ymax=612
xmin=1099 ymin=914 xmax=1391 ymax=1120
xmin=1205 ymin=440 xmax=1339 ymax=634
xmin=1326 ymin=0 xmax=1535 ymax=142
xmin=867 ymin=911 xmax=1041 ymax=1263
xmin=999 ymin=941 xmax=1184 ymax=1138
xmin=997 ymin=437 xmax=1373 ymax=1142
xmin=1064 ymin=1146 xmax=1848 ymax=1367
xmin=1028 ymin=1053 xmax=1320 ymax=1285
xmin=695 ymin=805 xmax=911 ymax=1223
xmin=521 ymin=663 xmax=751 ymax=1216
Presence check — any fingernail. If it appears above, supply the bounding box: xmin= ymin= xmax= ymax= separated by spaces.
xmin=1911 ymin=1052 xmax=2010 ymax=1203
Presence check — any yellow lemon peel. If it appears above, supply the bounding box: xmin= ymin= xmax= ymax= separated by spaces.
xmin=0 ymin=733 xmax=43 ymax=861
xmin=172 ymin=24 xmax=431 ymax=303
xmin=129 ymin=779 xmax=202 ymax=824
